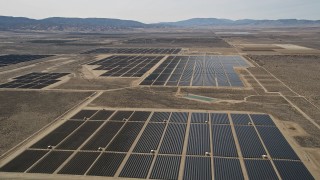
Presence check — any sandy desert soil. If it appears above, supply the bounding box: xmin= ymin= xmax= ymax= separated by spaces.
xmin=0 ymin=91 xmax=92 ymax=155
xmin=248 ymin=55 xmax=320 ymax=106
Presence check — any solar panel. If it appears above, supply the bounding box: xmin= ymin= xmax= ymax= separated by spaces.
xmin=0 ymin=150 xmax=48 ymax=172
xmin=149 ymin=112 xmax=170 ymax=122
xmin=81 ymin=121 xmax=124 ymax=150
xmin=56 ymin=121 xmax=103 ymax=150
xmin=212 ymin=125 xmax=238 ymax=157
xmin=235 ymin=126 xmax=266 ymax=158
xmin=87 ymin=153 xmax=126 ymax=176
xmin=88 ymin=55 xmax=164 ymax=78
xmin=170 ymin=112 xmax=189 ymax=123
xmin=183 ymin=156 xmax=212 ymax=180
xmin=31 ymin=120 xmax=84 ymax=149
xmin=70 ymin=110 xmax=98 ymax=120
xmin=133 ymin=123 xmax=166 ymax=153
xmin=1 ymin=109 xmax=313 ymax=179
xmin=89 ymin=110 xmax=114 ymax=120
xmin=82 ymin=48 xmax=181 ymax=55
xmin=211 ymin=113 xmax=230 ymax=124
xmin=245 ymin=159 xmax=279 ymax=180
xmin=257 ymin=126 xmax=300 ymax=160
xmin=28 ymin=151 xmax=73 ymax=174
xmin=191 ymin=112 xmax=209 ymax=123
xmin=110 ymin=111 xmax=134 ymax=121
xmin=214 ymin=158 xmax=244 ymax=180
xmin=0 ymin=72 xmax=69 ymax=89
xmin=273 ymin=160 xmax=314 ymax=180
xmin=250 ymin=114 xmax=276 ymax=126
xmin=106 ymin=122 xmax=144 ymax=152
xmin=150 ymin=155 xmax=181 ymax=179
xmin=58 ymin=152 xmax=100 ymax=175
xmin=159 ymin=123 xmax=186 ymax=154
xmin=140 ymin=55 xmax=248 ymax=87
xmin=187 ymin=124 xmax=210 ymax=155
xmin=119 ymin=154 xmax=154 ymax=178
xmin=0 ymin=55 xmax=53 ymax=67
xmin=231 ymin=114 xmax=252 ymax=125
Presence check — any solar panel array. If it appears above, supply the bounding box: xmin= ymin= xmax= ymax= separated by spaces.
xmin=0 ymin=55 xmax=53 ymax=68
xmin=88 ymin=55 xmax=163 ymax=77
xmin=0 ymin=109 xmax=314 ymax=180
xmin=0 ymin=72 xmax=70 ymax=89
xmin=140 ymin=55 xmax=249 ymax=87
xmin=82 ymin=48 xmax=181 ymax=54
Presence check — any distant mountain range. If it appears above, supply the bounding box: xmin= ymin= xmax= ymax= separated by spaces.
xmin=159 ymin=18 xmax=320 ymax=27
xmin=0 ymin=16 xmax=147 ymax=31
xmin=0 ymin=16 xmax=319 ymax=31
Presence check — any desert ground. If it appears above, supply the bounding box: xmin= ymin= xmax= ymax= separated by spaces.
xmin=0 ymin=27 xmax=319 ymax=179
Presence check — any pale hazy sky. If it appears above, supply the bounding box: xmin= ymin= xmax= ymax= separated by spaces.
xmin=0 ymin=0 xmax=319 ymax=23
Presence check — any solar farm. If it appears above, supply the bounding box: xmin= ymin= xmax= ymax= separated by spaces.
xmin=0 ymin=73 xmax=70 ymax=89
xmin=0 ymin=109 xmax=314 ymax=179
xmin=140 ymin=55 xmax=249 ymax=87
xmin=82 ymin=48 xmax=181 ymax=54
xmin=0 ymin=29 xmax=320 ymax=180
xmin=88 ymin=55 xmax=164 ymax=77
xmin=0 ymin=55 xmax=53 ymax=67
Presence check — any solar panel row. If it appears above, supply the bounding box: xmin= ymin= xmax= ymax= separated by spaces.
xmin=0 ymin=72 xmax=70 ymax=89
xmin=88 ymin=55 xmax=163 ymax=77
xmin=0 ymin=110 xmax=313 ymax=180
xmin=0 ymin=55 xmax=53 ymax=67
xmin=140 ymin=55 xmax=249 ymax=87
xmin=82 ymin=48 xmax=181 ymax=54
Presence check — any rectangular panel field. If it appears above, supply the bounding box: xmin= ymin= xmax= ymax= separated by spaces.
xmin=106 ymin=122 xmax=144 ymax=152
xmin=133 ymin=123 xmax=166 ymax=153
xmin=70 ymin=110 xmax=98 ymax=120
xmin=0 ymin=55 xmax=53 ymax=67
xmin=140 ymin=55 xmax=249 ymax=87
xmin=212 ymin=125 xmax=238 ymax=157
xmin=0 ymin=72 xmax=69 ymax=89
xmin=0 ymin=109 xmax=314 ymax=179
xmin=119 ymin=154 xmax=154 ymax=179
xmin=191 ymin=112 xmax=209 ymax=123
xmin=235 ymin=126 xmax=266 ymax=158
xmin=149 ymin=112 xmax=171 ymax=122
xmin=244 ymin=159 xmax=279 ymax=180
xmin=0 ymin=150 xmax=48 ymax=172
xmin=159 ymin=123 xmax=186 ymax=154
xmin=273 ymin=160 xmax=314 ymax=180
xmin=31 ymin=121 xmax=84 ymax=149
xmin=187 ymin=124 xmax=210 ymax=155
xmin=257 ymin=126 xmax=300 ymax=160
xmin=56 ymin=121 xmax=103 ymax=150
xmin=28 ymin=151 xmax=73 ymax=174
xmin=150 ymin=155 xmax=181 ymax=179
xmin=169 ymin=112 xmax=189 ymax=123
xmin=87 ymin=153 xmax=126 ymax=177
xmin=250 ymin=114 xmax=276 ymax=126
xmin=231 ymin=113 xmax=252 ymax=125
xmin=183 ymin=156 xmax=212 ymax=180
xmin=110 ymin=111 xmax=134 ymax=121
xmin=88 ymin=55 xmax=163 ymax=78
xmin=210 ymin=113 xmax=230 ymax=124
xmin=58 ymin=152 xmax=100 ymax=175
xmin=128 ymin=111 xmax=151 ymax=122
xmin=89 ymin=110 xmax=115 ymax=120
xmin=81 ymin=121 xmax=124 ymax=150
xmin=214 ymin=158 xmax=244 ymax=180
xmin=82 ymin=48 xmax=181 ymax=54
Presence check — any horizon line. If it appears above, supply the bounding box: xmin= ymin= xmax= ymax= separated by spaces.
xmin=1 ymin=15 xmax=319 ymax=24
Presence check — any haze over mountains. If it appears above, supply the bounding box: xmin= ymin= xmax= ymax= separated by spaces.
xmin=0 ymin=16 xmax=319 ymax=31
